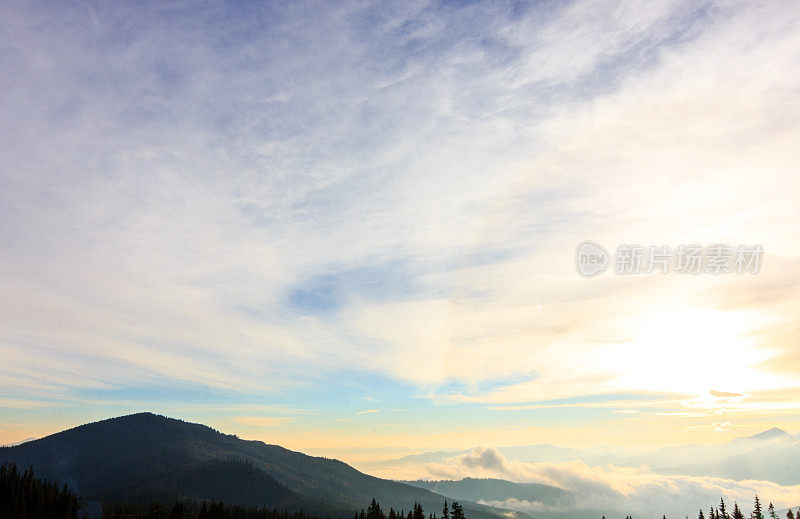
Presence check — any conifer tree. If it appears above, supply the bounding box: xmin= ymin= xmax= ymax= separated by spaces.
xmin=442 ymin=500 xmax=450 ymax=519
xmin=788 ymin=510 xmax=796 ymax=519
xmin=700 ymin=509 xmax=705 ymax=519
xmin=720 ymin=499 xmax=729 ymax=519
xmin=0 ymin=463 xmax=79 ymax=519
xmin=768 ymin=504 xmax=777 ymax=519
xmin=368 ymin=498 xmax=385 ymax=519
xmin=732 ymin=502 xmax=745 ymax=519
xmin=753 ymin=496 xmax=764 ymax=519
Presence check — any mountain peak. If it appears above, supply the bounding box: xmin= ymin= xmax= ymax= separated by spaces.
xmin=746 ymin=427 xmax=789 ymax=441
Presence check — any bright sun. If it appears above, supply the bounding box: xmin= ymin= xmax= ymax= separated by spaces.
xmin=611 ymin=306 xmax=776 ymax=397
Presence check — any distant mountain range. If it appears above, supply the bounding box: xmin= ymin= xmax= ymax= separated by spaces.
xmin=621 ymin=427 xmax=800 ymax=484
xmin=387 ymin=427 xmax=800 ymax=485
xmin=0 ymin=413 xmax=530 ymax=519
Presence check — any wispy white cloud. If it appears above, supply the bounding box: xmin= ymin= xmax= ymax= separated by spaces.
xmin=1 ymin=0 xmax=799 ymax=446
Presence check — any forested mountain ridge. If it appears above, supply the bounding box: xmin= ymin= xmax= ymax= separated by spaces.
xmin=0 ymin=413 xmax=528 ymax=519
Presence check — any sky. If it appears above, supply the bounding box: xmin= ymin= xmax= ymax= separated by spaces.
xmin=1 ymin=0 xmax=800 ymax=490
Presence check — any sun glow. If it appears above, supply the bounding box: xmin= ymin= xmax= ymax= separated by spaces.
xmin=611 ymin=306 xmax=778 ymax=397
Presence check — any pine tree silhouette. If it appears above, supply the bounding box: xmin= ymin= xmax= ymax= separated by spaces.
xmin=720 ymin=498 xmax=730 ymax=519
xmin=753 ymin=495 xmax=764 ymax=519
xmin=0 ymin=463 xmax=79 ymax=519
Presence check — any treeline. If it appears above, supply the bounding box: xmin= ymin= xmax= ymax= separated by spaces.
xmin=104 ymin=501 xmax=318 ymax=519
xmin=608 ymin=495 xmax=799 ymax=519
xmin=104 ymin=498 xmax=464 ymax=519
xmin=700 ymin=495 xmax=796 ymax=519
xmin=698 ymin=495 xmax=796 ymax=519
xmin=355 ymin=499 xmax=465 ymax=519
xmin=0 ymin=462 xmax=79 ymax=519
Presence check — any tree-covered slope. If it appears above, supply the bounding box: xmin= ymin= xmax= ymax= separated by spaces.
xmin=0 ymin=413 xmax=528 ymax=519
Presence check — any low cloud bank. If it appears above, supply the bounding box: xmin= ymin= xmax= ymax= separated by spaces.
xmin=419 ymin=447 xmax=800 ymax=517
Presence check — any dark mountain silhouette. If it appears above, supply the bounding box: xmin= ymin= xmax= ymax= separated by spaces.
xmin=0 ymin=413 xmax=529 ymax=519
